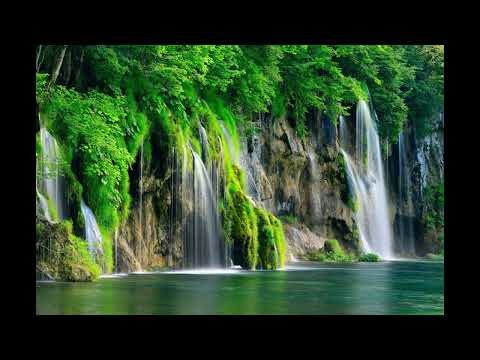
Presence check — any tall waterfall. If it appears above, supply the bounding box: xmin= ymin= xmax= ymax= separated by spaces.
xmin=220 ymin=123 xmax=237 ymax=163
xmin=80 ymin=199 xmax=104 ymax=265
xmin=307 ymin=150 xmax=322 ymax=220
xmin=397 ymin=132 xmax=415 ymax=256
xmin=339 ymin=100 xmax=394 ymax=259
xmin=39 ymin=127 xmax=66 ymax=221
xmin=184 ymin=148 xmax=224 ymax=268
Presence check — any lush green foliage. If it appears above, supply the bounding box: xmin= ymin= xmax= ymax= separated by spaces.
xmin=424 ymin=180 xmax=444 ymax=254
xmin=36 ymin=219 xmax=101 ymax=281
xmin=306 ymin=239 xmax=356 ymax=263
xmin=36 ymin=45 xmax=443 ymax=272
xmin=358 ymin=253 xmax=381 ymax=262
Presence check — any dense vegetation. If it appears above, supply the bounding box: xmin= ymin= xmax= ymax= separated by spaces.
xmin=36 ymin=45 xmax=444 ymax=272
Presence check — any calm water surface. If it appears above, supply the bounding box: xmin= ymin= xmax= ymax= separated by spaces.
xmin=36 ymin=260 xmax=444 ymax=315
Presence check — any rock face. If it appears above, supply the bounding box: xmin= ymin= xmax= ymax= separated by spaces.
xmin=283 ymin=223 xmax=325 ymax=261
xmin=239 ymin=111 xmax=358 ymax=259
xmin=116 ymin=165 xmax=183 ymax=272
xmin=115 ymin=109 xmax=443 ymax=269
xmin=36 ymin=218 xmax=100 ymax=281
xmin=386 ymin=112 xmax=444 ymax=255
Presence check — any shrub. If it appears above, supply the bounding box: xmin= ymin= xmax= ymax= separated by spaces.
xmin=358 ymin=253 xmax=380 ymax=262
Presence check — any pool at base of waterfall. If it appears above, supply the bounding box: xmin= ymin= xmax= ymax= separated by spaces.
xmin=36 ymin=260 xmax=444 ymax=315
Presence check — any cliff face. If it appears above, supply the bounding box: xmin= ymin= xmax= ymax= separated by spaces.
xmin=239 ymin=112 xmax=358 ymax=261
xmin=387 ymin=112 xmax=444 ymax=255
xmin=114 ymin=111 xmax=359 ymax=270
xmin=96 ymin=110 xmax=444 ymax=271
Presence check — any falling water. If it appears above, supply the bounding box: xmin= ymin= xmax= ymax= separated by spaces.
xmin=338 ymin=115 xmax=351 ymax=151
xmin=186 ymin=148 xmax=224 ymax=268
xmin=39 ymin=127 xmax=65 ymax=220
xmin=397 ymin=132 xmax=415 ymax=256
xmin=80 ymin=199 xmax=104 ymax=266
xmin=339 ymin=101 xmax=394 ymax=259
xmin=220 ymin=123 xmax=237 ymax=163
xmin=307 ymin=150 xmax=322 ymax=220
xmin=36 ymin=190 xmax=52 ymax=222
xmin=199 ymin=125 xmax=209 ymax=163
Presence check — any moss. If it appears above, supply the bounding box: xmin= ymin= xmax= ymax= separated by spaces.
xmin=60 ymin=232 xmax=101 ymax=281
xmin=45 ymin=194 xmax=59 ymax=222
xmin=358 ymin=253 xmax=380 ymax=262
xmin=307 ymin=239 xmax=356 ymax=263
xmin=255 ymin=207 xmax=277 ymax=270
xmin=425 ymin=253 xmax=444 ymax=261
xmin=99 ymin=226 xmax=113 ymax=273
xmin=278 ymin=214 xmax=298 ymax=225
xmin=36 ymin=219 xmax=100 ymax=281
xmin=225 ymin=180 xmax=258 ymax=270
xmin=36 ymin=132 xmax=42 ymax=156
xmin=269 ymin=213 xmax=286 ymax=268
xmin=221 ymin=161 xmax=287 ymax=270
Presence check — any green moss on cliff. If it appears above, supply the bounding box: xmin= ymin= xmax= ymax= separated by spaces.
xmin=269 ymin=213 xmax=286 ymax=268
xmin=36 ymin=219 xmax=101 ymax=281
xmin=255 ymin=207 xmax=277 ymax=270
xmin=307 ymin=239 xmax=356 ymax=263
xmin=225 ymin=179 xmax=258 ymax=270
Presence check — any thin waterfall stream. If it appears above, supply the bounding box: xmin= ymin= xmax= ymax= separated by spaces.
xmin=339 ymin=100 xmax=394 ymax=259
xmin=39 ymin=127 xmax=66 ymax=221
xmin=80 ymin=199 xmax=104 ymax=269
xmin=397 ymin=132 xmax=416 ymax=256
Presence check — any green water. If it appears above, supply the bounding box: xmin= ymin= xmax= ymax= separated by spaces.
xmin=36 ymin=260 xmax=444 ymax=315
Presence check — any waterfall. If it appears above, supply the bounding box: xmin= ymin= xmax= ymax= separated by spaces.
xmin=397 ymin=132 xmax=416 ymax=256
xmin=36 ymin=190 xmax=52 ymax=222
xmin=220 ymin=123 xmax=237 ymax=163
xmin=39 ymin=127 xmax=65 ymax=221
xmin=199 ymin=125 xmax=209 ymax=162
xmin=339 ymin=100 xmax=394 ymax=259
xmin=239 ymin=128 xmax=262 ymax=202
xmin=80 ymin=199 xmax=104 ymax=265
xmin=186 ymin=148 xmax=224 ymax=268
xmin=307 ymin=150 xmax=322 ymax=220
xmin=338 ymin=115 xmax=351 ymax=151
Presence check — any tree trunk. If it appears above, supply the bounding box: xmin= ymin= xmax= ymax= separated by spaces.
xmin=73 ymin=48 xmax=84 ymax=86
xmin=36 ymin=45 xmax=43 ymax=72
xmin=64 ymin=49 xmax=72 ymax=85
xmin=47 ymin=45 xmax=68 ymax=91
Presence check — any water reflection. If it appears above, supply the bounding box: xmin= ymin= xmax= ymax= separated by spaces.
xmin=36 ymin=261 xmax=444 ymax=315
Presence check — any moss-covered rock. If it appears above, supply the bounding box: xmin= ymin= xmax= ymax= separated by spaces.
xmin=306 ymin=239 xmax=356 ymax=263
xmin=358 ymin=253 xmax=380 ymax=262
xmin=223 ymin=164 xmax=286 ymax=270
xmin=36 ymin=218 xmax=100 ymax=282
xmin=225 ymin=179 xmax=258 ymax=270
xmin=255 ymin=207 xmax=277 ymax=270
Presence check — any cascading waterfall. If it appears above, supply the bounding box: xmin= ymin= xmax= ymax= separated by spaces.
xmin=187 ymin=147 xmax=224 ymax=268
xmin=80 ymin=199 xmax=104 ymax=268
xmin=220 ymin=123 xmax=237 ymax=163
xmin=339 ymin=100 xmax=394 ymax=259
xmin=307 ymin=150 xmax=322 ymax=220
xmin=397 ymin=132 xmax=416 ymax=256
xmin=173 ymin=124 xmax=226 ymax=269
xmin=39 ymin=127 xmax=66 ymax=221
xmin=339 ymin=115 xmax=351 ymax=151
xmin=36 ymin=190 xmax=52 ymax=222
xmin=139 ymin=140 xmax=143 ymax=263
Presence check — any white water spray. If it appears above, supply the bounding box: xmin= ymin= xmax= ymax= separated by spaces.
xmin=39 ymin=127 xmax=65 ymax=220
xmin=80 ymin=199 xmax=104 ymax=264
xmin=339 ymin=100 xmax=394 ymax=259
